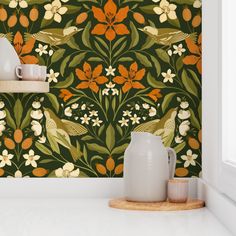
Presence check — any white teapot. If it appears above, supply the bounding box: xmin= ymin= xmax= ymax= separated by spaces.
xmin=124 ymin=132 xmax=176 ymax=202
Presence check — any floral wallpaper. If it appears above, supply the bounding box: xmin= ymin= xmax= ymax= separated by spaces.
xmin=0 ymin=0 xmax=201 ymax=178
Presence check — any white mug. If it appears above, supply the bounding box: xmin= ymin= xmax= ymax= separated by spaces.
xmin=168 ymin=179 xmax=188 ymax=203
xmin=39 ymin=66 xmax=47 ymax=81
xmin=16 ymin=64 xmax=40 ymax=81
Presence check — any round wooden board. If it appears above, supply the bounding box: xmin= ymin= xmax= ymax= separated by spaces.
xmin=109 ymin=198 xmax=205 ymax=211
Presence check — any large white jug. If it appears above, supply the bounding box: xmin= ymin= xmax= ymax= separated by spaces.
xmin=124 ymin=132 xmax=176 ymax=202
xmin=0 ymin=38 xmax=20 ymax=81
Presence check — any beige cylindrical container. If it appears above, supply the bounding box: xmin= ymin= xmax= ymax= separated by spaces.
xmin=168 ymin=179 xmax=188 ymax=203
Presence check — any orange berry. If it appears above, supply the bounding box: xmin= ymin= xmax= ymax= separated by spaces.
xmin=14 ymin=129 xmax=23 ymax=143
xmin=4 ymin=138 xmax=15 ymax=150
xmin=133 ymin=12 xmax=145 ymax=24
xmin=192 ymin=15 xmax=201 ymax=28
xmin=0 ymin=7 xmax=7 ymax=22
xmin=175 ymin=168 xmax=189 ymax=177
xmin=32 ymin=168 xmax=48 ymax=177
xmin=0 ymin=168 xmax=4 ymax=177
xmin=76 ymin=12 xmax=88 ymax=24
xmin=29 ymin=7 xmax=39 ymax=22
xmin=114 ymin=164 xmax=123 ymax=175
xmin=19 ymin=14 xmax=29 ymax=28
xmin=182 ymin=7 xmax=192 ymax=22
xmin=7 ymin=14 xmax=17 ymax=28
xmin=106 ymin=156 xmax=115 ymax=171
xmin=198 ymin=130 xmax=202 ymax=143
xmin=21 ymin=138 xmax=33 ymax=150
xmin=96 ymin=164 xmax=107 ymax=175
xmin=188 ymin=137 xmax=200 ymax=150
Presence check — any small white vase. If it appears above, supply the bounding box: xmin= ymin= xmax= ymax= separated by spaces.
xmin=0 ymin=38 xmax=20 ymax=81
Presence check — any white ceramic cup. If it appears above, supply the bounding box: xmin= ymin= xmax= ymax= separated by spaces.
xmin=16 ymin=64 xmax=40 ymax=81
xmin=168 ymin=179 xmax=188 ymax=203
xmin=39 ymin=66 xmax=47 ymax=81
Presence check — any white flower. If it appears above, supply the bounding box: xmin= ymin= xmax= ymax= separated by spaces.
xmin=92 ymin=117 xmax=103 ymax=127
xmin=119 ymin=117 xmax=129 ymax=127
xmin=106 ymin=82 xmax=115 ymax=89
xmin=142 ymin=103 xmax=150 ymax=109
xmin=23 ymin=150 xmax=40 ymax=168
xmin=80 ymin=114 xmax=90 ymax=125
xmin=105 ymin=66 xmax=116 ymax=76
xmin=153 ymin=0 xmax=177 ymax=23
xmin=123 ymin=110 xmax=132 ymax=117
xmin=149 ymin=107 xmax=157 ymax=117
xmin=44 ymin=0 xmax=68 ymax=23
xmin=71 ymin=103 xmax=78 ymax=109
xmin=130 ymin=114 xmax=141 ymax=125
xmin=173 ymin=44 xmax=186 ymax=56
xmin=178 ymin=110 xmax=190 ymax=120
xmin=162 ymin=69 xmax=175 ymax=83
xmin=0 ymin=110 xmax=6 ymax=119
xmin=31 ymin=110 xmax=43 ymax=120
xmin=32 ymin=101 xmax=41 ymax=109
xmin=193 ymin=0 xmax=201 ymax=8
xmin=47 ymin=69 xmax=59 ymax=83
xmin=135 ymin=104 xmax=140 ymax=110
xmin=7 ymin=170 xmax=29 ymax=178
xmin=89 ymin=110 xmax=98 ymax=117
xmin=103 ymin=82 xmax=119 ymax=96
xmin=64 ymin=107 xmax=72 ymax=117
xmin=31 ymin=120 xmax=42 ymax=136
xmin=175 ymin=135 xmax=183 ymax=144
xmin=102 ymin=88 xmax=109 ymax=96
xmin=49 ymin=50 xmax=54 ymax=56
xmin=55 ymin=162 xmax=80 ymax=178
xmin=181 ymin=149 xmax=198 ymax=168
xmin=81 ymin=104 xmax=86 ymax=110
xmin=179 ymin=120 xmax=190 ymax=136
xmin=0 ymin=150 xmax=13 ymax=167
xmin=152 ymin=0 xmax=161 ymax=2
xmin=180 ymin=101 xmax=189 ymax=109
xmin=38 ymin=136 xmax=46 ymax=144
xmin=35 ymin=44 xmax=48 ymax=56
xmin=0 ymin=120 xmax=6 ymax=136
xmin=9 ymin=0 xmax=28 ymax=9
xmin=112 ymin=88 xmax=119 ymax=96
xmin=0 ymin=101 xmax=5 ymax=109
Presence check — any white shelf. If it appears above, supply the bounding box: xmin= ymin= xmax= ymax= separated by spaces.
xmin=0 ymin=81 xmax=49 ymax=93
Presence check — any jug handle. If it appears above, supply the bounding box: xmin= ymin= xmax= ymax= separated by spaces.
xmin=166 ymin=148 xmax=176 ymax=179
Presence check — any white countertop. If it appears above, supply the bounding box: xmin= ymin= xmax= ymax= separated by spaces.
xmin=0 ymin=198 xmax=232 ymax=236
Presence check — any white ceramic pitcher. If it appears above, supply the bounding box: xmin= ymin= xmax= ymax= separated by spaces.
xmin=0 ymin=38 xmax=20 ymax=81
xmin=124 ymin=132 xmax=176 ymax=202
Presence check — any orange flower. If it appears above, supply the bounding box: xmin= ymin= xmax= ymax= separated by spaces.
xmin=148 ymin=89 xmax=162 ymax=102
xmin=91 ymin=0 xmax=129 ymax=41
xmin=183 ymin=33 xmax=202 ymax=74
xmin=113 ymin=62 xmax=145 ymax=93
xmin=13 ymin=31 xmax=38 ymax=64
xmin=59 ymin=89 xmax=74 ymax=102
xmin=76 ymin=62 xmax=108 ymax=93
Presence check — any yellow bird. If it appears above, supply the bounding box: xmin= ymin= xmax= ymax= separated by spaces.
xmin=134 ymin=108 xmax=177 ymax=147
xmin=139 ymin=26 xmax=197 ymax=46
xmin=24 ymin=26 xmax=83 ymax=46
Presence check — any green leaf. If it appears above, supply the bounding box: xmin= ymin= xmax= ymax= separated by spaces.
xmin=111 ymin=143 xmax=129 ymax=155
xmin=81 ymin=135 xmax=94 ymax=141
xmin=79 ymin=171 xmax=89 ymax=178
xmin=113 ymin=41 xmax=127 ymax=58
xmin=147 ymin=72 xmax=166 ymax=88
xmin=28 ymin=0 xmax=50 ymax=4
xmin=87 ymin=143 xmax=110 ymax=154
xmin=64 ymin=5 xmax=81 ymax=14
xmin=40 ymin=18 xmax=53 ymax=28
xmin=198 ymin=101 xmax=202 ymax=123
xmin=174 ymin=142 xmax=186 ymax=154
xmin=39 ymin=159 xmax=55 ymax=164
xmin=106 ymin=124 xmax=115 ymax=151
xmin=170 ymin=0 xmax=194 ymax=4
xmin=155 ymin=49 xmax=170 ymax=63
xmin=135 ymin=52 xmax=152 ymax=67
xmin=5 ymin=109 xmax=16 ymax=130
xmin=182 ymin=70 xmax=198 ymax=97
xmin=130 ymin=22 xmax=139 ymax=48
xmin=116 ymin=124 xmax=123 ymax=136
xmin=95 ymin=37 xmax=109 ymax=51
xmin=176 ymin=56 xmax=184 ymax=71
xmin=189 ymin=108 xmax=201 ymax=129
xmin=14 ymin=99 xmax=23 ymax=128
xmin=112 ymin=37 xmax=126 ymax=51
xmin=105 ymin=97 xmax=109 ymax=111
xmin=60 ymin=55 xmax=71 ymax=76
xmin=150 ymin=55 xmax=161 ymax=76
xmin=20 ymin=108 xmax=32 ymax=130
xmin=87 ymin=57 xmax=103 ymax=62
xmin=67 ymin=37 xmax=80 ymax=50
xmin=83 ymin=145 xmax=88 ymax=162
xmin=112 ymin=97 xmax=116 ymax=112
xmin=140 ymin=96 xmax=156 ymax=106
xmin=82 ymin=22 xmax=91 ymax=48
xmin=54 ymin=73 xmax=74 ymax=89
xmin=161 ymin=93 xmax=176 ymax=113
xmin=188 ymin=69 xmax=201 ymax=87
xmin=141 ymin=37 xmax=156 ymax=50
xmin=123 ymin=0 xmax=143 ymax=2
xmin=69 ymin=52 xmax=87 ymax=67
xmin=168 ymin=18 xmax=181 ymax=28
xmin=139 ymin=5 xmax=156 ymax=14
xmin=94 ymin=41 xmax=107 ymax=57
xmin=36 ymin=55 xmax=45 ymax=66
xmin=51 ymin=49 xmax=66 ymax=64
xmin=98 ymin=124 xmax=105 ymax=136
xmin=35 ymin=142 xmax=52 ymax=155
xmin=118 ymin=57 xmax=133 ymax=62
xmin=46 ymin=93 xmax=60 ymax=113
